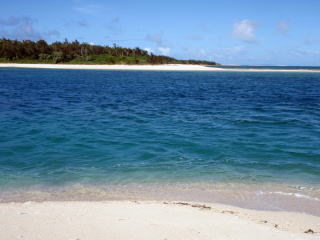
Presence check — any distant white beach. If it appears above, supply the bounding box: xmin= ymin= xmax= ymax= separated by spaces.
xmin=0 ymin=63 xmax=319 ymax=72
xmin=0 ymin=63 xmax=222 ymax=71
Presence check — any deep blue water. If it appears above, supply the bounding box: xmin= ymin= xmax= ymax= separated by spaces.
xmin=0 ymin=68 xmax=320 ymax=189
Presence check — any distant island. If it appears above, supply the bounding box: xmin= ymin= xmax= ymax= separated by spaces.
xmin=0 ymin=39 xmax=218 ymax=65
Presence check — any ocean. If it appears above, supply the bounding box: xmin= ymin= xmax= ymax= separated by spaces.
xmin=0 ymin=67 xmax=319 ymax=213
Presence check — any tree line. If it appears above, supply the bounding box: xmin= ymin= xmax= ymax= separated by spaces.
xmin=0 ymin=38 xmax=217 ymax=65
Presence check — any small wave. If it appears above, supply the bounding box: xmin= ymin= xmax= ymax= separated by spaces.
xmin=256 ymin=190 xmax=320 ymax=201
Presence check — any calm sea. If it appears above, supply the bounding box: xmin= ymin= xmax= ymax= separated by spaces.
xmin=0 ymin=68 xmax=319 ymax=212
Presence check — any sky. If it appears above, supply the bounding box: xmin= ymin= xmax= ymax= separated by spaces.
xmin=0 ymin=0 xmax=320 ymax=65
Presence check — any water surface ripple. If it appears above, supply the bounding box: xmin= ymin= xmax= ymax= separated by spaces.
xmin=0 ymin=68 xmax=319 ymax=193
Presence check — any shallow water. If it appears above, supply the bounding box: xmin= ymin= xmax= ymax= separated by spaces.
xmin=0 ymin=182 xmax=319 ymax=215
xmin=0 ymin=68 xmax=320 ymax=212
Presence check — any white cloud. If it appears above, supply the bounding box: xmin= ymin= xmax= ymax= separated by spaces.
xmin=144 ymin=48 xmax=153 ymax=54
xmin=233 ymin=19 xmax=256 ymax=42
xmin=158 ymin=47 xmax=170 ymax=56
xmin=277 ymin=21 xmax=289 ymax=34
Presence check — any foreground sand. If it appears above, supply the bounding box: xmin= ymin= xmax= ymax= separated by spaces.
xmin=0 ymin=201 xmax=318 ymax=240
xmin=0 ymin=63 xmax=319 ymax=72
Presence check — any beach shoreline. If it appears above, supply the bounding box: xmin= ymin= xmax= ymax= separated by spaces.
xmin=1 ymin=64 xmax=319 ymax=240
xmin=1 ymin=182 xmax=319 ymax=217
xmin=0 ymin=200 xmax=318 ymax=240
xmin=1 ymin=63 xmax=320 ymax=72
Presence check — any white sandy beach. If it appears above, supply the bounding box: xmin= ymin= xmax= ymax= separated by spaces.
xmin=0 ymin=200 xmax=319 ymax=240
xmin=0 ymin=63 xmax=319 ymax=72
xmin=0 ymin=63 xmax=222 ymax=71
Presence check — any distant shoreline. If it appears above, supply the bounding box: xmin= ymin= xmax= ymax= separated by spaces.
xmin=0 ymin=63 xmax=221 ymax=71
xmin=1 ymin=63 xmax=320 ymax=72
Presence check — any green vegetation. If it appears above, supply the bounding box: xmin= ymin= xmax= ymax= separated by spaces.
xmin=0 ymin=38 xmax=218 ymax=65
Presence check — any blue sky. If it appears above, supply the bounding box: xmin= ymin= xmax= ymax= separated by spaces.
xmin=1 ymin=0 xmax=320 ymax=65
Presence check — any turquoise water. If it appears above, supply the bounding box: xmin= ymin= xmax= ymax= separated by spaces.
xmin=0 ymin=68 xmax=320 ymax=200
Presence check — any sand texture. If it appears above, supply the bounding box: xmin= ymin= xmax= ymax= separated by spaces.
xmin=0 ymin=201 xmax=319 ymax=240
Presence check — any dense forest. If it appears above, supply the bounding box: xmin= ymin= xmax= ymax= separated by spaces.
xmin=0 ymin=39 xmax=217 ymax=65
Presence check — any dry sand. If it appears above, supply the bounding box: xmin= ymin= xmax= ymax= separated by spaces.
xmin=0 ymin=200 xmax=319 ymax=240
xmin=0 ymin=63 xmax=319 ymax=72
